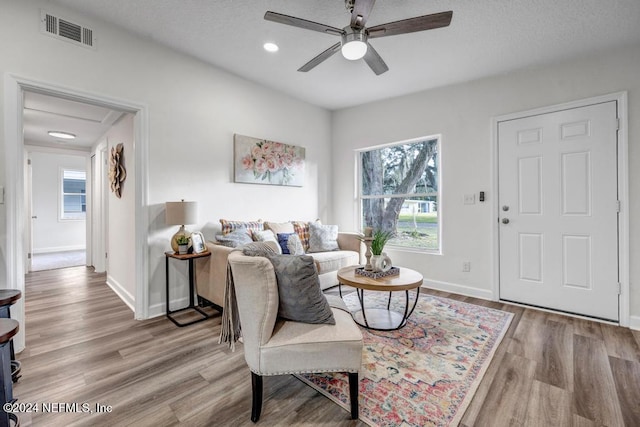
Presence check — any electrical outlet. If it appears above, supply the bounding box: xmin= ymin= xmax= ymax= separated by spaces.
xmin=462 ymin=261 xmax=471 ymax=272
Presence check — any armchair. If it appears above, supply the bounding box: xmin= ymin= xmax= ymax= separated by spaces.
xmin=227 ymin=250 xmax=363 ymax=422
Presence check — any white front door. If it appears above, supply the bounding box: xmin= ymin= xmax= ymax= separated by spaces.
xmin=498 ymin=101 xmax=619 ymax=321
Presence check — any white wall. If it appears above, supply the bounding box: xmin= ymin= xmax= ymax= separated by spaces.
xmin=0 ymin=0 xmax=331 ymax=317
xmin=102 ymin=114 xmax=136 ymax=308
xmin=28 ymin=149 xmax=86 ymax=253
xmin=332 ymin=43 xmax=640 ymax=324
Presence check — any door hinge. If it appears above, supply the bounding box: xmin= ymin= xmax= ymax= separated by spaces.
xmin=105 ymin=252 xmax=108 ymax=259
xmin=27 ymin=159 xmax=32 ymax=165
xmin=617 ymin=282 xmax=622 ymax=295
xmin=27 ymin=253 xmax=31 ymax=259
xmin=616 ymin=117 xmax=620 ymax=130
xmin=616 ymin=200 xmax=621 ymax=213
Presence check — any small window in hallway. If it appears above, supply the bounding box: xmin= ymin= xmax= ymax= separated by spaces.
xmin=61 ymin=169 xmax=86 ymax=220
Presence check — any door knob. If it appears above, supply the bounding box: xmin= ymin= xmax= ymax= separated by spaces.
xmin=502 ymin=205 xmax=510 ymax=211
xmin=31 ymin=216 xmax=37 ymax=219
xmin=502 ymin=218 xmax=510 ymax=224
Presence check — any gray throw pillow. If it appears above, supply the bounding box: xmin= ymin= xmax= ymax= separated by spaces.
xmin=252 ymin=230 xmax=282 ymax=254
xmin=215 ymin=228 xmax=253 ymax=247
xmin=264 ymin=254 xmax=335 ymax=324
xmin=307 ymin=223 xmax=339 ymax=253
xmin=242 ymin=241 xmax=279 ymax=257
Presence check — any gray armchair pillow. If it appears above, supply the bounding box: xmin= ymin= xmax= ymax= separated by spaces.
xmin=243 ymin=252 xmax=335 ymax=325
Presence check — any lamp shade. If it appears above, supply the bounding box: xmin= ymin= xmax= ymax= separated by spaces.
xmin=165 ymin=201 xmax=198 ymax=225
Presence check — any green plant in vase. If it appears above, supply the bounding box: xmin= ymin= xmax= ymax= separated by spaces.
xmin=176 ymin=234 xmax=190 ymax=254
xmin=371 ymin=229 xmax=394 ymax=255
xmin=370 ymin=229 xmax=394 ymax=272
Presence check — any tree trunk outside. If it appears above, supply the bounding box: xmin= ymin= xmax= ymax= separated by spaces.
xmin=362 ymin=150 xmax=384 ymax=230
xmin=361 ymin=142 xmax=434 ymax=235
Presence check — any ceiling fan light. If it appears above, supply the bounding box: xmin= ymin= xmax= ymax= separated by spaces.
xmin=341 ymin=40 xmax=367 ymax=60
xmin=48 ymin=131 xmax=76 ymax=140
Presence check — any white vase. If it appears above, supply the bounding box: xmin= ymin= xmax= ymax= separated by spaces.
xmin=371 ymin=252 xmax=392 ymax=272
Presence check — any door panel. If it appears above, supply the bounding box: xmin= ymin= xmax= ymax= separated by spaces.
xmin=498 ymin=101 xmax=619 ymax=321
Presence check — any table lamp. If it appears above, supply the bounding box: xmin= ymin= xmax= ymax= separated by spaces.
xmin=165 ymin=200 xmax=198 ymax=252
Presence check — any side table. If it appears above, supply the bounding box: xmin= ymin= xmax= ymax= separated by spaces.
xmin=165 ymin=251 xmax=212 ymax=327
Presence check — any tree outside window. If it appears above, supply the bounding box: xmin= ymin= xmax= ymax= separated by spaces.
xmin=61 ymin=169 xmax=86 ymax=220
xmin=360 ymin=137 xmax=440 ymax=251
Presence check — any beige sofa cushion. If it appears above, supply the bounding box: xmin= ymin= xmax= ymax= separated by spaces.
xmin=311 ymin=250 xmax=360 ymax=275
xmin=264 ymin=221 xmax=294 ymax=235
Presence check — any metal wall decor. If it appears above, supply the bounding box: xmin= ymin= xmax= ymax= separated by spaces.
xmin=109 ymin=143 xmax=127 ymax=198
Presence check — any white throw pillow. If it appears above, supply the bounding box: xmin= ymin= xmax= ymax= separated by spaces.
xmin=307 ymin=223 xmax=339 ymax=253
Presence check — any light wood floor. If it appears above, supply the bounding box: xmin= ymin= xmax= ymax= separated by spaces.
xmin=13 ymin=266 xmax=640 ymax=426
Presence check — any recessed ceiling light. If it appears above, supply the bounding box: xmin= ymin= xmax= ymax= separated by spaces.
xmin=48 ymin=131 xmax=76 ymax=139
xmin=263 ymin=42 xmax=279 ymax=53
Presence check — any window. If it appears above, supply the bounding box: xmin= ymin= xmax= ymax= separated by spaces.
xmin=61 ymin=169 xmax=86 ymax=220
xmin=359 ymin=136 xmax=440 ymax=251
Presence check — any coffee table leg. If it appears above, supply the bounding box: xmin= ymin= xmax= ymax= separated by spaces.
xmin=387 ymin=291 xmax=392 ymax=310
xmin=339 ymin=282 xmax=343 ymax=298
xmin=394 ymin=287 xmax=421 ymax=329
xmin=356 ymin=288 xmax=370 ymax=328
xmin=408 ymin=287 xmax=420 ymax=318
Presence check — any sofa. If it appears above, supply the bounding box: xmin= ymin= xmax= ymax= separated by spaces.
xmin=194 ymin=220 xmax=365 ymax=309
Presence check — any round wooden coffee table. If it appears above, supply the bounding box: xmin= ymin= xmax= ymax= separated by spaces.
xmin=337 ymin=265 xmax=423 ymax=331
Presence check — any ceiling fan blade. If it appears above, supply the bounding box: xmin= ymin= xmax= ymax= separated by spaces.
xmin=265 ymin=11 xmax=344 ymax=36
xmin=350 ymin=0 xmax=376 ymax=29
xmin=363 ymin=43 xmax=389 ymax=75
xmin=367 ymin=11 xmax=453 ymax=39
xmin=298 ymin=42 xmax=342 ymax=72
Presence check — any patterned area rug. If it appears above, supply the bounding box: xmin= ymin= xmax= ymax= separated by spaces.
xmin=297 ymin=291 xmax=513 ymax=427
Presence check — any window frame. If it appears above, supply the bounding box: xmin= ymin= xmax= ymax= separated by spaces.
xmin=60 ymin=168 xmax=87 ymax=221
xmin=356 ymin=135 xmax=442 ymax=254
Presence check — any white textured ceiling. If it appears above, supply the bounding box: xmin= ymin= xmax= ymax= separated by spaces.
xmin=24 ymin=92 xmax=123 ymax=151
xmin=51 ymin=0 xmax=640 ymax=110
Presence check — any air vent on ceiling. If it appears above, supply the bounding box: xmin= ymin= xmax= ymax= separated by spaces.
xmin=40 ymin=10 xmax=95 ymax=49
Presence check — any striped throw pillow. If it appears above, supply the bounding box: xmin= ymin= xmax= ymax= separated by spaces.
xmin=220 ymin=219 xmax=264 ymax=236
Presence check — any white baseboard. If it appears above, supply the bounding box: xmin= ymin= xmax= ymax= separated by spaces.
xmin=629 ymin=315 xmax=640 ymax=331
xmin=423 ymin=278 xmax=495 ymax=301
xmin=33 ymin=245 xmax=85 ymax=254
xmin=106 ymin=275 xmax=135 ymax=313
xmin=148 ymin=297 xmax=190 ymax=319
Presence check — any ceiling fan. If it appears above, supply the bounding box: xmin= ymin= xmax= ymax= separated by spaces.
xmin=264 ymin=0 xmax=453 ymax=75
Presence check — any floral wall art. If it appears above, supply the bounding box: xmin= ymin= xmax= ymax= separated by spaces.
xmin=234 ymin=134 xmax=305 ymax=187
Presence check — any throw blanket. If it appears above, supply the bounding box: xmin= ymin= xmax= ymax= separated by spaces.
xmin=218 ymin=261 xmax=242 ymax=351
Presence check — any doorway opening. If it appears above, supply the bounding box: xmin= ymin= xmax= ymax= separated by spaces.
xmin=26 ymin=148 xmax=90 ymax=272
xmin=4 ymin=75 xmax=150 ymax=352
